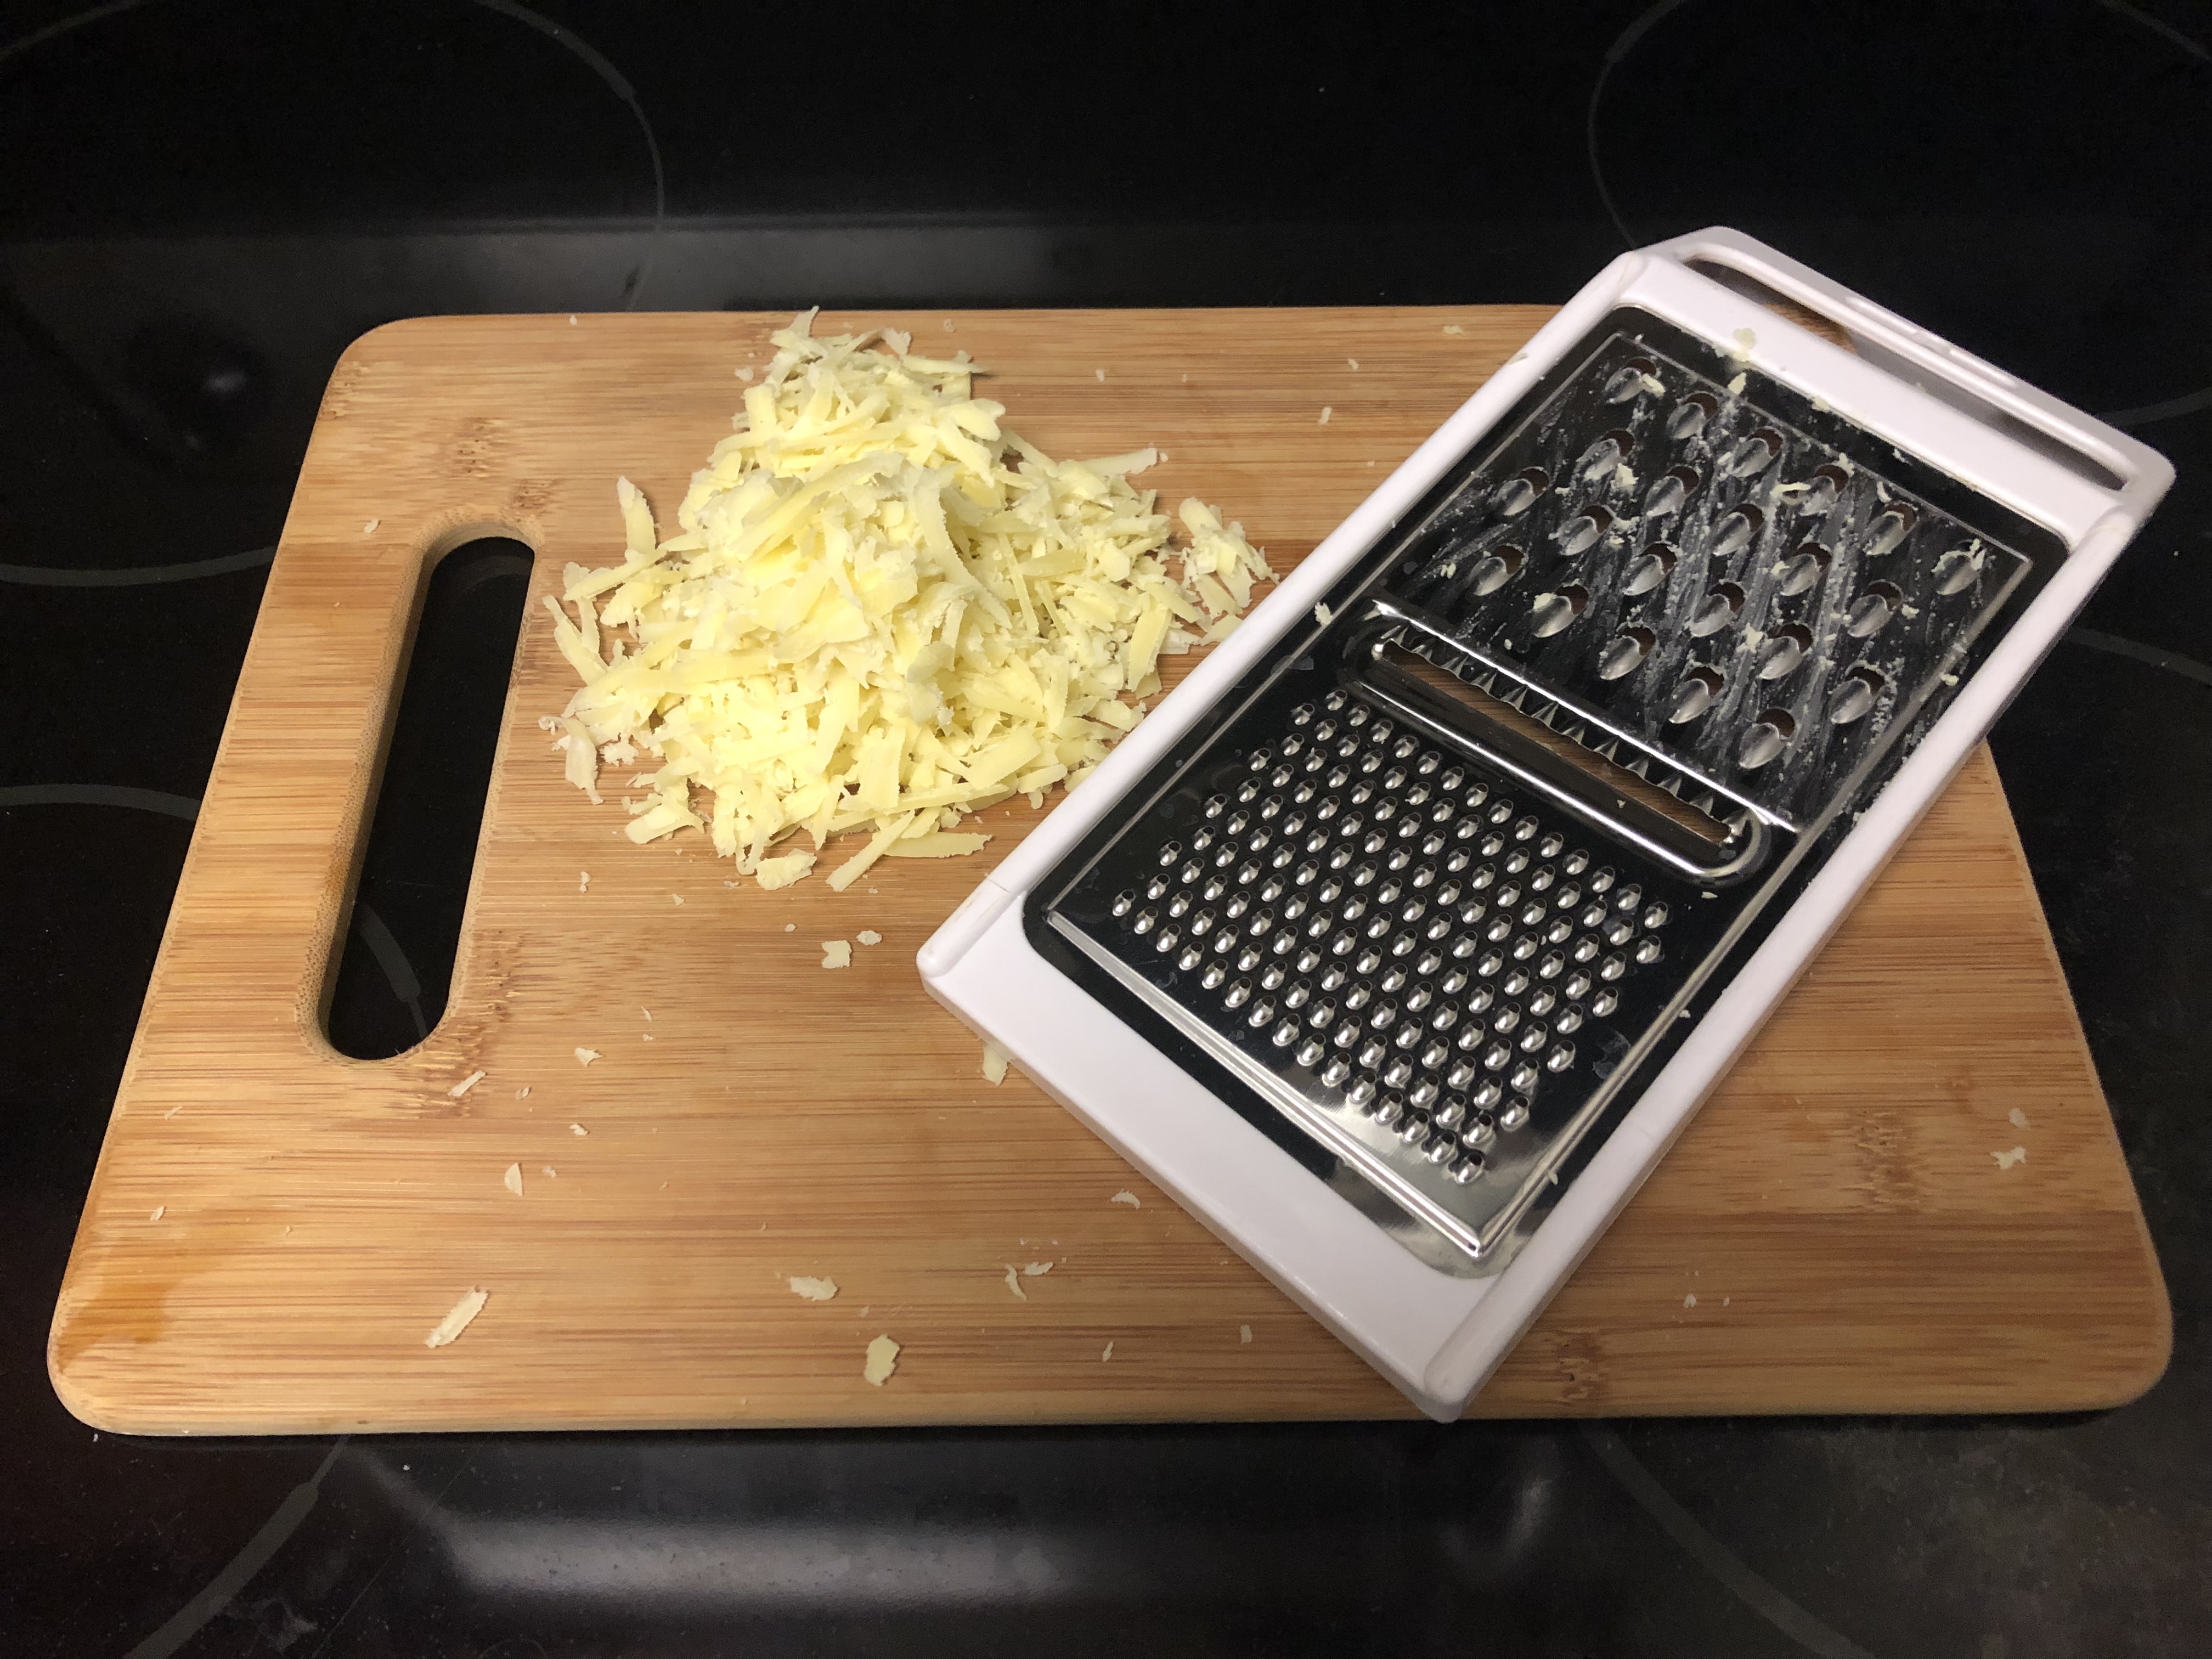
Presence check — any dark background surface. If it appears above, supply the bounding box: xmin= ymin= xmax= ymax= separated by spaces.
xmin=4 ymin=2 xmax=2209 ymax=1654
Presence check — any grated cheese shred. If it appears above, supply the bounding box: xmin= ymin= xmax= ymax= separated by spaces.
xmin=864 ymin=1334 xmax=901 ymax=1386
xmin=546 ymin=312 xmax=1272 ymax=889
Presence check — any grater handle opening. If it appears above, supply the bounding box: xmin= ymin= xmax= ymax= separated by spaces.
xmin=1647 ymin=228 xmax=2164 ymax=506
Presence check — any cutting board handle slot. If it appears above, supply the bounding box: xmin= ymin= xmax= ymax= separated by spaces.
xmin=324 ymin=534 xmax=534 ymax=1059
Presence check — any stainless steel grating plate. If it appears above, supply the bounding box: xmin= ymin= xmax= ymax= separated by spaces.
xmin=1027 ymin=305 xmax=2064 ymax=1280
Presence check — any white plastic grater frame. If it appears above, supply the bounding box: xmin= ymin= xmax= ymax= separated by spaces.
xmin=917 ymin=228 xmax=2174 ymax=1421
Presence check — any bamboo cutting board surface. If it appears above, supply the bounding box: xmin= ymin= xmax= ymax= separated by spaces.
xmin=50 ymin=308 xmax=2168 ymax=1433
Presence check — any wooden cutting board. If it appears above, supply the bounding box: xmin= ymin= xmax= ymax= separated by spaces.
xmin=49 ymin=308 xmax=2168 ymax=1433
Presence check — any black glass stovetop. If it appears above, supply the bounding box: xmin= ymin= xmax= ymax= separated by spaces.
xmin=4 ymin=3 xmax=2209 ymax=1655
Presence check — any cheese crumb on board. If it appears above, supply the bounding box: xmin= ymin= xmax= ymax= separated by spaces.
xmin=754 ymin=849 xmax=815 ymax=890
xmin=449 ymin=1069 xmax=487 ymax=1100
xmin=571 ymin=1122 xmax=589 ymax=1136
xmin=1004 ymin=1265 xmax=1027 ymax=1300
xmin=544 ymin=312 xmax=1272 ymax=893
xmin=671 ymin=894 xmax=685 ymax=905
xmin=784 ymin=922 xmax=795 ymax=932
xmin=1101 ymin=1340 xmax=1114 ymax=1362
xmin=863 ymin=1334 xmax=901 ymax=1385
xmin=579 ymin=871 xmax=590 ymax=892
xmin=1993 ymin=1146 xmax=2027 ymax=1170
xmin=1110 ymin=1190 xmax=1141 ymax=1208
xmin=503 ymin=1163 xmax=523 ymax=1196
xmin=1684 ymin=1293 xmax=1697 ymax=1309
xmin=1347 ymin=358 xmax=1358 ymax=370
xmin=788 ymin=1275 xmax=839 ymax=1302
xmin=857 ymin=929 xmax=883 ymax=946
xmin=981 ymin=1041 xmax=1009 ymax=1085
xmin=821 ymin=939 xmax=853 ymax=969
xmin=1318 ymin=405 xmax=1332 ymax=425
xmin=149 ymin=1205 xmax=165 ymax=1222
xmin=574 ymin=1048 xmax=601 ymax=1066
xmin=541 ymin=1165 xmax=557 ymax=1177
xmin=1022 ymin=1261 xmax=1052 ymax=1277
xmin=1442 ymin=324 xmax=1463 ymax=335
xmin=425 ymin=1288 xmax=489 ymax=1349
xmin=516 ymin=1086 xmax=531 ymax=1099
xmin=2009 ymin=1108 xmax=2030 ymax=1129
xmin=1239 ymin=1324 xmax=1251 ymax=1344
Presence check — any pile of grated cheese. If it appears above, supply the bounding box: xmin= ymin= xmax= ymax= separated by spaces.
xmin=543 ymin=311 xmax=1272 ymax=890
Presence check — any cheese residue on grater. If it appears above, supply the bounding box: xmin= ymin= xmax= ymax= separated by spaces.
xmin=543 ymin=311 xmax=1272 ymax=892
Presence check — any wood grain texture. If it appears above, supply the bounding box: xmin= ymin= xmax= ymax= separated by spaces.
xmin=49 ymin=307 xmax=2169 ymax=1432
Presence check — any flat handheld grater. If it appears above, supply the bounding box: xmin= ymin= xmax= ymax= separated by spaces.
xmin=919 ymin=229 xmax=2172 ymax=1420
